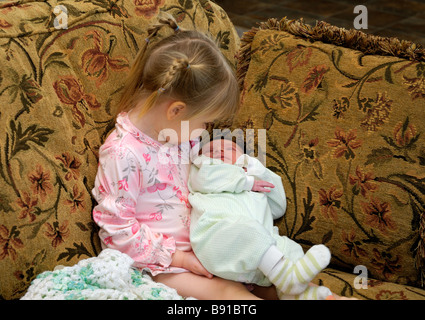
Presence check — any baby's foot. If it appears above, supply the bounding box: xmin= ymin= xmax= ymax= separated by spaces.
xmin=279 ymin=285 xmax=333 ymax=300
xmin=269 ymin=244 xmax=331 ymax=296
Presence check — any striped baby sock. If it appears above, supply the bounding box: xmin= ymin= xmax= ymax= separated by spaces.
xmin=259 ymin=244 xmax=331 ymax=296
xmin=280 ymin=285 xmax=333 ymax=300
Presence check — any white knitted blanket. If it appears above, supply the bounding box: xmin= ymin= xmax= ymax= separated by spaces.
xmin=21 ymin=249 xmax=187 ymax=300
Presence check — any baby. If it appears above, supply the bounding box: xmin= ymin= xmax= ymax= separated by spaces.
xmin=188 ymin=138 xmax=333 ymax=300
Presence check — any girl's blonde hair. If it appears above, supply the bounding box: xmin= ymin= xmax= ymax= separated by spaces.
xmin=118 ymin=14 xmax=240 ymax=124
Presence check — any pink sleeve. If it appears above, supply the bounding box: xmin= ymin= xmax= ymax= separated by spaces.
xmin=92 ymin=147 xmax=176 ymax=268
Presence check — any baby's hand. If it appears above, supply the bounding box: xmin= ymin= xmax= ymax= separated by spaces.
xmin=252 ymin=180 xmax=275 ymax=193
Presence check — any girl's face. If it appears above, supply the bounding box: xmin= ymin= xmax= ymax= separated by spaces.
xmin=202 ymin=139 xmax=243 ymax=164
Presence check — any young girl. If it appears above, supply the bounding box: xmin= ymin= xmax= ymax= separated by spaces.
xmin=91 ymin=15 xmax=266 ymax=299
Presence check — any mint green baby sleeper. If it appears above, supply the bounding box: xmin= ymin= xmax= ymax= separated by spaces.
xmin=188 ymin=154 xmax=304 ymax=286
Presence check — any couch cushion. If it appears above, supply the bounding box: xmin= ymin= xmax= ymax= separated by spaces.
xmin=234 ymin=18 xmax=425 ymax=289
xmin=314 ymin=268 xmax=425 ymax=300
xmin=0 ymin=0 xmax=239 ymax=299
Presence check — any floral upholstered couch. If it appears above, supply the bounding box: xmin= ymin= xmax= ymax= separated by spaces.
xmin=233 ymin=19 xmax=425 ymax=300
xmin=0 ymin=0 xmax=424 ymax=300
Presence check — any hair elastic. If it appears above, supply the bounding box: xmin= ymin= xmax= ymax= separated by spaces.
xmin=158 ymin=87 xmax=166 ymax=93
xmin=174 ymin=25 xmax=180 ymax=32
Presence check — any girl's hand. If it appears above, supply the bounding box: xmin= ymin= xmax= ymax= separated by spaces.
xmin=171 ymin=250 xmax=213 ymax=279
xmin=252 ymin=180 xmax=275 ymax=193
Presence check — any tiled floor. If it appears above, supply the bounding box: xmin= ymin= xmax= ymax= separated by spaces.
xmin=214 ymin=0 xmax=425 ymax=46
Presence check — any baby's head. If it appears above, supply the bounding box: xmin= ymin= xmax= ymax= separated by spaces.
xmin=201 ymin=138 xmax=244 ymax=164
xmin=118 ymin=15 xmax=240 ymax=143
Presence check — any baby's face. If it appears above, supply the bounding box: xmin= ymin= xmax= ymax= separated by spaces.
xmin=202 ymin=139 xmax=243 ymax=164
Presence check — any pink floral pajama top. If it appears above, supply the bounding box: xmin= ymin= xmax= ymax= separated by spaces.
xmin=92 ymin=112 xmax=197 ymax=275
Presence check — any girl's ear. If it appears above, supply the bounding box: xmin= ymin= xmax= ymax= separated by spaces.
xmin=166 ymin=101 xmax=186 ymax=120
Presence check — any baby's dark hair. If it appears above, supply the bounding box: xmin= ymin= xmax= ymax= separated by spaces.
xmin=200 ymin=129 xmax=246 ymax=155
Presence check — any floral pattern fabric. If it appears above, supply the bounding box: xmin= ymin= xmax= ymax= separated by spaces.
xmin=313 ymin=267 xmax=425 ymax=300
xmin=234 ymin=19 xmax=425 ymax=293
xmin=0 ymin=0 xmax=239 ymax=299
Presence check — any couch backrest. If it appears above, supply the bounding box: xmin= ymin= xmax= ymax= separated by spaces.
xmin=234 ymin=18 xmax=425 ymax=288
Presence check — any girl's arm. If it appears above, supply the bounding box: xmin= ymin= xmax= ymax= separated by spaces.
xmin=92 ymin=147 xmax=175 ymax=269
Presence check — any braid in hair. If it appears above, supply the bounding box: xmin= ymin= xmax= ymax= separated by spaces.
xmin=134 ymin=14 xmax=188 ymax=118
xmin=117 ymin=13 xmax=182 ymax=116
xmin=147 ymin=15 xmax=180 ymax=39
xmin=148 ymin=15 xmax=190 ymax=93
xmin=140 ymin=54 xmax=190 ymax=118
xmin=159 ymin=57 xmax=190 ymax=91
